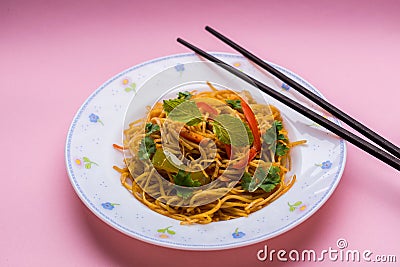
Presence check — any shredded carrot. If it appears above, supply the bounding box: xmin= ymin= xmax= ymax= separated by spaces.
xmin=288 ymin=140 xmax=307 ymax=147
xmin=113 ymin=144 xmax=126 ymax=150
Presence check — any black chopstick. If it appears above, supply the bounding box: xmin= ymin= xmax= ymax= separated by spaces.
xmin=176 ymin=37 xmax=400 ymax=171
xmin=205 ymin=25 xmax=400 ymax=159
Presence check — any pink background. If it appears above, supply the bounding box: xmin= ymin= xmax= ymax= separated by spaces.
xmin=1 ymin=0 xmax=399 ymax=266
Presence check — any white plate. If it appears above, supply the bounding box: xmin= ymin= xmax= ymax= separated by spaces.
xmin=65 ymin=52 xmax=346 ymax=250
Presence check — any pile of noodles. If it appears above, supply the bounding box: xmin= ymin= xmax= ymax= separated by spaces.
xmin=113 ymin=86 xmax=306 ymax=225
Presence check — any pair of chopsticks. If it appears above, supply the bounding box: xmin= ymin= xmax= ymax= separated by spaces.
xmin=177 ymin=26 xmax=400 ymax=171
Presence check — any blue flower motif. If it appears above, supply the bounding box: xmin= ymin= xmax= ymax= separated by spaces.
xmin=281 ymin=83 xmax=290 ymax=90
xmin=232 ymin=228 xmax=245 ymax=238
xmin=89 ymin=113 xmax=99 ymax=122
xmin=101 ymin=202 xmax=119 ymax=210
xmin=89 ymin=113 xmax=103 ymax=125
xmin=321 ymin=160 xmax=333 ymax=169
xmin=175 ymin=63 xmax=185 ymax=72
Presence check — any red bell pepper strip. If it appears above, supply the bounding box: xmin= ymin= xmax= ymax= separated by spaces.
xmin=225 ymin=144 xmax=232 ymax=158
xmin=230 ymin=96 xmax=261 ymax=169
xmin=196 ymin=101 xmax=218 ymax=118
xmin=238 ymin=96 xmax=261 ymax=151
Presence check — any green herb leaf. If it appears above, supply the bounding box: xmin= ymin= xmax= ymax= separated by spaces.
xmin=259 ymin=183 xmax=277 ymax=192
xmin=173 ymin=170 xmax=201 ymax=187
xmin=259 ymin=166 xmax=281 ymax=193
xmin=240 ymin=172 xmax=252 ymax=191
xmin=278 ymin=133 xmax=286 ymax=140
xmin=163 ymin=98 xmax=185 ymax=114
xmin=262 ymin=125 xmax=276 ymax=148
xmin=167 ymin=100 xmax=203 ymax=126
xmin=262 ymin=120 xmax=289 ymax=156
xmin=212 ymin=121 xmax=230 ymax=144
xmin=274 ymin=120 xmax=284 ymax=131
xmin=225 ymin=99 xmax=242 ymax=112
xmin=83 ymin=157 xmax=90 ymax=162
xmin=250 ymin=167 xmax=268 ymax=190
xmin=138 ymin=136 xmax=156 ymax=160
xmin=157 ymin=229 xmax=166 ymax=233
xmin=262 ymin=121 xmax=277 ymax=148
xmin=267 ymin=166 xmax=281 ymax=181
xmin=163 ymin=91 xmax=193 ymax=113
xmin=241 ymin=166 xmax=281 ymax=192
xmin=145 ymin=123 xmax=160 ymax=136
xmin=178 ymin=91 xmax=192 ymax=100
xmin=276 ymin=142 xmax=289 ymax=156
xmin=212 ymin=114 xmax=251 ymax=147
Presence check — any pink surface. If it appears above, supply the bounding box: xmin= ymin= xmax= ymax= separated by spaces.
xmin=1 ymin=0 xmax=399 ymax=266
